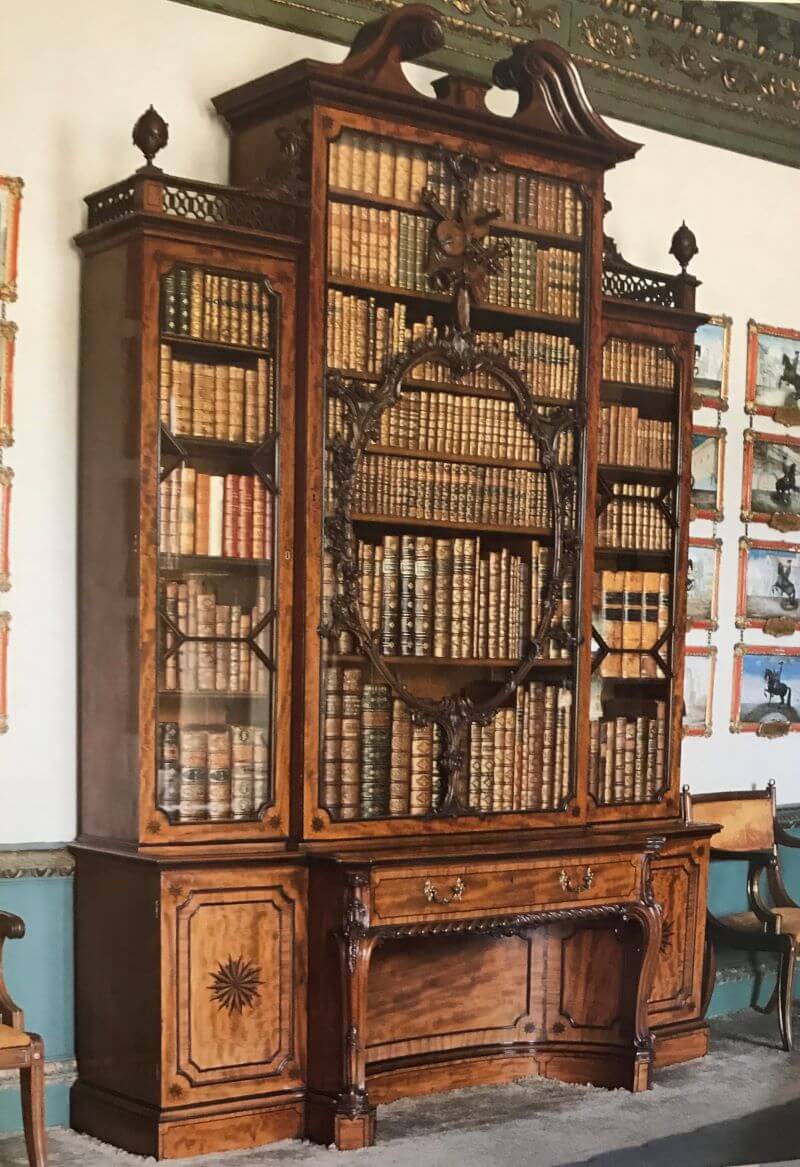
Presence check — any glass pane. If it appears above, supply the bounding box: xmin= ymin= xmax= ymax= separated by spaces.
xmin=155 ymin=264 xmax=279 ymax=825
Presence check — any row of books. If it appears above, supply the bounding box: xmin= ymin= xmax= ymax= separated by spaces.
xmin=160 ymin=577 xmax=270 ymax=694
xmin=326 ymin=394 xmax=574 ymax=467
xmin=157 ymin=721 xmax=270 ymax=822
xmin=602 ymin=338 xmax=673 ymax=388
xmin=593 ymin=570 xmax=670 ymax=679
xmin=162 ymin=266 xmax=272 ymax=349
xmin=320 ymin=669 xmax=573 ymax=819
xmin=596 ymin=485 xmax=672 ymax=552
xmin=338 ymin=536 xmax=572 ymax=661
xmin=348 ymin=454 xmax=554 ymax=528
xmin=598 ymin=406 xmax=674 ymax=471
xmin=588 ymin=708 xmax=667 ymax=804
xmin=326 ymin=292 xmax=580 ymax=398
xmin=159 ymin=468 xmax=274 ymax=560
xmin=158 ymin=347 xmax=276 ymax=443
xmin=328 ymin=130 xmax=584 ymax=237
xmin=327 ymin=203 xmax=581 ymax=317
xmin=467 ymin=683 xmax=573 ymax=811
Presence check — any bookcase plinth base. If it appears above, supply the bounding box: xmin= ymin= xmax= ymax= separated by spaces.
xmin=652 ymin=1019 xmax=710 ymax=1068
xmin=305 ymin=1093 xmax=377 ymax=1150
xmin=71 ymin=1082 xmax=305 ymax=1161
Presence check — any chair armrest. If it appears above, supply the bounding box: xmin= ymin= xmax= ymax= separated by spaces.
xmin=775 ymin=822 xmax=800 ymax=849
xmin=767 ymin=858 xmax=800 ymax=911
xmin=707 ymin=909 xmax=790 ymax=953
xmin=0 ymin=912 xmax=25 ymax=941
xmin=710 ymin=848 xmax=774 ymax=863
xmin=747 ymin=856 xmax=780 ymax=930
xmin=0 ymin=912 xmax=25 ymax=1029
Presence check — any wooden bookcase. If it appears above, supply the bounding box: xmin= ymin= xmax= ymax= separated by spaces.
xmin=72 ymin=9 xmax=716 ymax=1159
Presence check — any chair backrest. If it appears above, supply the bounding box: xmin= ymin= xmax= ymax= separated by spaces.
xmin=683 ymin=781 xmax=776 ymax=853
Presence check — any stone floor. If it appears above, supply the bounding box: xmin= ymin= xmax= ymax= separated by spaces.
xmin=1 ymin=1011 xmax=798 ymax=1167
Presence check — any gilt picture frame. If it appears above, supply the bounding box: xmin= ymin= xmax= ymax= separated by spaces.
xmin=0 ymin=321 xmax=16 ymax=447
xmin=0 ymin=177 xmax=23 ymax=302
xmin=683 ymin=645 xmax=716 ymax=738
xmin=687 ymin=536 xmax=721 ymax=631
xmin=736 ymin=537 xmax=800 ymax=635
xmin=0 ymin=611 xmax=8 ymax=733
xmin=745 ymin=320 xmax=800 ymax=423
xmin=731 ymin=643 xmax=800 ymax=736
xmin=692 ymin=315 xmax=731 ymax=412
xmin=741 ymin=429 xmax=800 ymax=532
xmin=691 ymin=425 xmax=726 ymax=522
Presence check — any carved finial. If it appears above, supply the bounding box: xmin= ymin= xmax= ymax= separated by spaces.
xmin=669 ymin=220 xmax=698 ymax=274
xmin=132 ymin=106 xmax=169 ymax=172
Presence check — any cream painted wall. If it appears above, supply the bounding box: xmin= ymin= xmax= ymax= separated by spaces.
xmin=1 ymin=0 xmax=798 ymax=842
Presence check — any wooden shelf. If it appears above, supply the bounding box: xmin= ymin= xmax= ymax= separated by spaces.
xmin=161 ymin=433 xmax=272 ymax=455
xmin=329 ymin=367 xmax=576 ymax=408
xmin=159 ymin=554 xmax=274 ymax=573
xmin=364 ymin=444 xmax=545 ymax=472
xmin=348 ymin=512 xmax=553 ymax=538
xmin=601 ymin=379 xmax=674 ymax=396
xmin=330 ymin=654 xmax=571 ymax=669
xmin=598 ymin=464 xmax=676 ymax=485
xmin=158 ymin=690 xmax=267 ymax=700
xmin=594 ymin=546 xmax=672 ymax=563
xmin=327 ymin=276 xmax=581 ymax=332
xmin=161 ymin=332 xmax=273 ymax=359
xmin=327 ymin=186 xmax=585 ymax=250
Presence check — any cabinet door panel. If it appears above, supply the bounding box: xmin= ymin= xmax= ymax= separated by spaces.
xmin=161 ymin=865 xmax=306 ymax=1106
xmin=648 ymin=851 xmax=704 ymax=1025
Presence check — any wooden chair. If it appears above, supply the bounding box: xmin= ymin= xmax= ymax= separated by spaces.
xmin=684 ymin=780 xmax=800 ymax=1052
xmin=0 ymin=911 xmax=46 ymax=1165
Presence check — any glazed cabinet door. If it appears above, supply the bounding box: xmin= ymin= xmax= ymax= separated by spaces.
xmin=648 ymin=841 xmax=708 ymax=1026
xmin=160 ymin=864 xmax=306 ymax=1107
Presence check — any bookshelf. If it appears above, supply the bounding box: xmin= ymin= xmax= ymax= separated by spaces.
xmin=72 ymin=11 xmax=716 ymax=1160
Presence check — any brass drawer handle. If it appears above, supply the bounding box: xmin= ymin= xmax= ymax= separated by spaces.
xmin=423 ymin=876 xmax=465 ymax=905
xmin=559 ymin=866 xmax=594 ymax=894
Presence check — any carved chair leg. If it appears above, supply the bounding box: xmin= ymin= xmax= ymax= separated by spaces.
xmin=777 ymin=939 xmax=796 ymax=1052
xmin=20 ymin=1035 xmax=47 ymax=1167
xmin=700 ymin=930 xmax=717 ymax=1018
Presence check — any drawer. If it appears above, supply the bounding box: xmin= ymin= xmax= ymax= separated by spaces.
xmin=371 ymin=854 xmax=643 ymax=925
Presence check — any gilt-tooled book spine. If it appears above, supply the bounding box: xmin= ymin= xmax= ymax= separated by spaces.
xmin=389 ymin=698 xmax=412 ymax=816
xmin=399 ymin=535 xmax=416 ymax=655
xmin=339 ymin=667 xmax=362 ymax=821
xmin=409 ymin=719 xmax=433 ymax=816
xmin=414 ymin=536 xmax=434 ymax=657
xmin=322 ymin=665 xmax=343 ymax=817
xmin=360 ymin=683 xmax=391 ymax=819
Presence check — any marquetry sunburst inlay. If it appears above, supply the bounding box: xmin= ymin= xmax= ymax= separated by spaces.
xmin=208 ymin=956 xmax=263 ymax=1015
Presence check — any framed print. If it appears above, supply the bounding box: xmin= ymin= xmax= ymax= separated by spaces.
xmin=736 ymin=537 xmax=800 ymax=635
xmin=741 ymin=430 xmax=800 ymax=532
xmin=731 ymin=644 xmax=800 ymax=736
xmin=0 ymin=177 xmax=23 ymax=302
xmin=683 ymin=646 xmax=716 ymax=737
xmin=0 ymin=321 xmax=16 ymax=446
xmin=745 ymin=320 xmax=800 ymax=422
xmin=692 ymin=315 xmax=731 ymax=411
xmin=687 ymin=537 xmax=721 ymax=630
xmin=0 ymin=466 xmax=10 ymax=592
xmin=690 ymin=425 xmax=726 ymax=521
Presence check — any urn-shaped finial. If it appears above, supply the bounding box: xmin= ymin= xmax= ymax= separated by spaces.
xmin=132 ymin=106 xmax=169 ymax=171
xmin=669 ymin=220 xmax=698 ymax=274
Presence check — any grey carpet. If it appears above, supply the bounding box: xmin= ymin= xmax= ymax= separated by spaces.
xmin=1 ymin=1011 xmax=798 ymax=1167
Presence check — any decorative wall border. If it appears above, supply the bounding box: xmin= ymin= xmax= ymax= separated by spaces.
xmin=175 ymin=0 xmax=800 ymax=169
xmin=0 ymin=848 xmax=75 ymax=879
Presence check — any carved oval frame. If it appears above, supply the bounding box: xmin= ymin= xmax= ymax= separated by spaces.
xmin=322 ymin=329 xmax=582 ymax=815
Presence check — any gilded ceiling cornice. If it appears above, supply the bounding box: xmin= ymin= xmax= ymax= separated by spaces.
xmin=172 ymin=0 xmax=800 ymax=165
